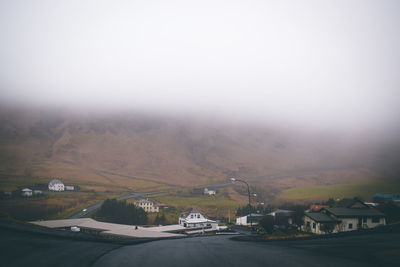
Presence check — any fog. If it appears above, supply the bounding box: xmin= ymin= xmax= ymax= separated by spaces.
xmin=1 ymin=0 xmax=399 ymax=132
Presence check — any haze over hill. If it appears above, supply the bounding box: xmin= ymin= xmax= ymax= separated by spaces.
xmin=0 ymin=106 xmax=398 ymax=192
xmin=1 ymin=1 xmax=400 ymax=194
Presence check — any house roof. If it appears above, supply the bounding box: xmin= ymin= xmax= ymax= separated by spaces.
xmin=135 ymin=199 xmax=154 ymax=204
xmin=323 ymin=207 xmax=385 ymax=217
xmin=239 ymin=213 xmax=264 ymax=218
xmin=22 ymin=188 xmax=32 ymax=192
xmin=304 ymin=212 xmax=337 ymax=223
xmin=268 ymin=209 xmax=295 ymax=216
xmin=49 ymin=179 xmax=63 ymax=186
xmin=334 ymin=199 xmax=368 ymax=208
xmin=180 ymin=208 xmax=202 ymax=218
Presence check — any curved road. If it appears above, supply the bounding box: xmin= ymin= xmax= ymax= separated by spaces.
xmin=92 ymin=232 xmax=400 ymax=267
xmin=2 ymin=220 xmax=399 ymax=267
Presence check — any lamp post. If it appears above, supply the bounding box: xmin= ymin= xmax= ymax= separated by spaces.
xmin=230 ymin=177 xmax=253 ymax=229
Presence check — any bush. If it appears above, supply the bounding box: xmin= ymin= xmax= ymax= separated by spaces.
xmin=95 ymin=199 xmax=147 ymax=225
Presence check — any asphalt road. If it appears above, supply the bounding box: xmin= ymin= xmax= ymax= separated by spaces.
xmin=93 ymin=232 xmax=400 ymax=267
xmin=2 ymin=220 xmax=399 ymax=267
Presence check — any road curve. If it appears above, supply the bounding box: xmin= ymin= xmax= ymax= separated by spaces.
xmin=92 ymin=232 xmax=400 ymax=267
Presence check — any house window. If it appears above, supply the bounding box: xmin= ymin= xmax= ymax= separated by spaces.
xmin=306 ymin=222 xmax=310 ymax=227
xmin=372 ymin=217 xmax=379 ymax=223
xmin=348 ymin=223 xmax=353 ymax=229
xmin=312 ymin=223 xmax=316 ymax=229
xmin=191 ymin=214 xmax=194 ymax=219
xmin=197 ymin=214 xmax=200 ymax=219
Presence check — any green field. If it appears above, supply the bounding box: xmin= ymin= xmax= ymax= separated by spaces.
xmin=154 ymin=193 xmax=241 ymax=219
xmin=283 ymin=179 xmax=400 ymax=201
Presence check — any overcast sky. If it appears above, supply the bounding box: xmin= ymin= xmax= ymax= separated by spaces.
xmin=0 ymin=0 xmax=399 ymax=130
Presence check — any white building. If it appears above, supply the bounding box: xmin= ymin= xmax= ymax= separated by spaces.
xmin=48 ymin=179 xmax=65 ymax=191
xmin=179 ymin=208 xmax=217 ymax=230
xmin=33 ymin=190 xmax=43 ymax=195
xmin=134 ymin=199 xmax=159 ymax=213
xmin=204 ymin=188 xmax=216 ymax=195
xmin=65 ymin=185 xmax=75 ymax=191
xmin=303 ymin=200 xmax=386 ymax=234
xmin=236 ymin=213 xmax=264 ymax=226
xmin=21 ymin=188 xmax=32 ymax=197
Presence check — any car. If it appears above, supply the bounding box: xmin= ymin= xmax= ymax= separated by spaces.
xmin=82 ymin=208 xmax=87 ymax=212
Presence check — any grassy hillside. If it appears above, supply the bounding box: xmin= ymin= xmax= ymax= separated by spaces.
xmin=1 ymin=107 xmax=387 ymax=192
xmin=282 ymin=179 xmax=400 ymax=201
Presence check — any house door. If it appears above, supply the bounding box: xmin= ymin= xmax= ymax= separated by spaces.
xmin=358 ymin=218 xmax=362 ymax=228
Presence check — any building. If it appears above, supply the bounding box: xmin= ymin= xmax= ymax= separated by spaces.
xmin=235 ymin=213 xmax=264 ymax=226
xmin=134 ymin=199 xmax=159 ymax=213
xmin=303 ymin=200 xmax=386 ymax=234
xmin=179 ymin=208 xmax=217 ymax=230
xmin=65 ymin=185 xmax=75 ymax=191
xmin=33 ymin=190 xmax=43 ymax=195
xmin=267 ymin=209 xmax=295 ymax=226
xmin=21 ymin=188 xmax=33 ymax=197
xmin=308 ymin=204 xmax=329 ymax=212
xmin=48 ymin=179 xmax=65 ymax=191
xmin=204 ymin=188 xmax=216 ymax=195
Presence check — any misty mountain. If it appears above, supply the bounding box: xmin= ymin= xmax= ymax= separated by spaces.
xmin=0 ymin=107 xmax=397 ymax=189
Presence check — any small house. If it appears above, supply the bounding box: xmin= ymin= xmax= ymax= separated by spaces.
xmin=302 ymin=199 xmax=386 ymax=234
xmin=179 ymin=208 xmax=217 ymax=230
xmin=21 ymin=188 xmax=33 ymax=197
xmin=33 ymin=190 xmax=43 ymax=195
xmin=235 ymin=213 xmax=264 ymax=226
xmin=204 ymin=188 xmax=216 ymax=195
xmin=48 ymin=179 xmax=65 ymax=191
xmin=134 ymin=199 xmax=159 ymax=213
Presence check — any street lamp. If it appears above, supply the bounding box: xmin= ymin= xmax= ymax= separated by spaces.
xmin=230 ymin=177 xmax=253 ymax=228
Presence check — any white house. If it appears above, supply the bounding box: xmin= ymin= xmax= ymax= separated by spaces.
xmin=33 ymin=190 xmax=43 ymax=195
xmin=48 ymin=179 xmax=65 ymax=191
xmin=21 ymin=188 xmax=33 ymax=197
xmin=303 ymin=200 xmax=386 ymax=234
xmin=204 ymin=188 xmax=216 ymax=195
xmin=179 ymin=208 xmax=217 ymax=230
xmin=235 ymin=213 xmax=264 ymax=226
xmin=134 ymin=199 xmax=159 ymax=213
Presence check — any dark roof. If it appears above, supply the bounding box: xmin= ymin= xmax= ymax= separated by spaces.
xmin=135 ymin=199 xmax=153 ymax=204
xmin=323 ymin=207 xmax=385 ymax=217
xmin=334 ymin=199 xmax=366 ymax=208
xmin=304 ymin=212 xmax=337 ymax=223
xmin=246 ymin=213 xmax=264 ymax=217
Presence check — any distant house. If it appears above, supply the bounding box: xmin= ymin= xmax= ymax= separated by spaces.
xmin=179 ymin=208 xmax=217 ymax=230
xmin=134 ymin=199 xmax=159 ymax=213
xmin=65 ymin=185 xmax=75 ymax=191
xmin=204 ymin=188 xmax=216 ymax=195
xmin=236 ymin=213 xmax=264 ymax=226
xmin=33 ymin=190 xmax=43 ymax=195
xmin=157 ymin=203 xmax=169 ymax=209
xmin=48 ymin=179 xmax=65 ymax=191
xmin=303 ymin=199 xmax=385 ymax=234
xmin=21 ymin=188 xmax=33 ymax=197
